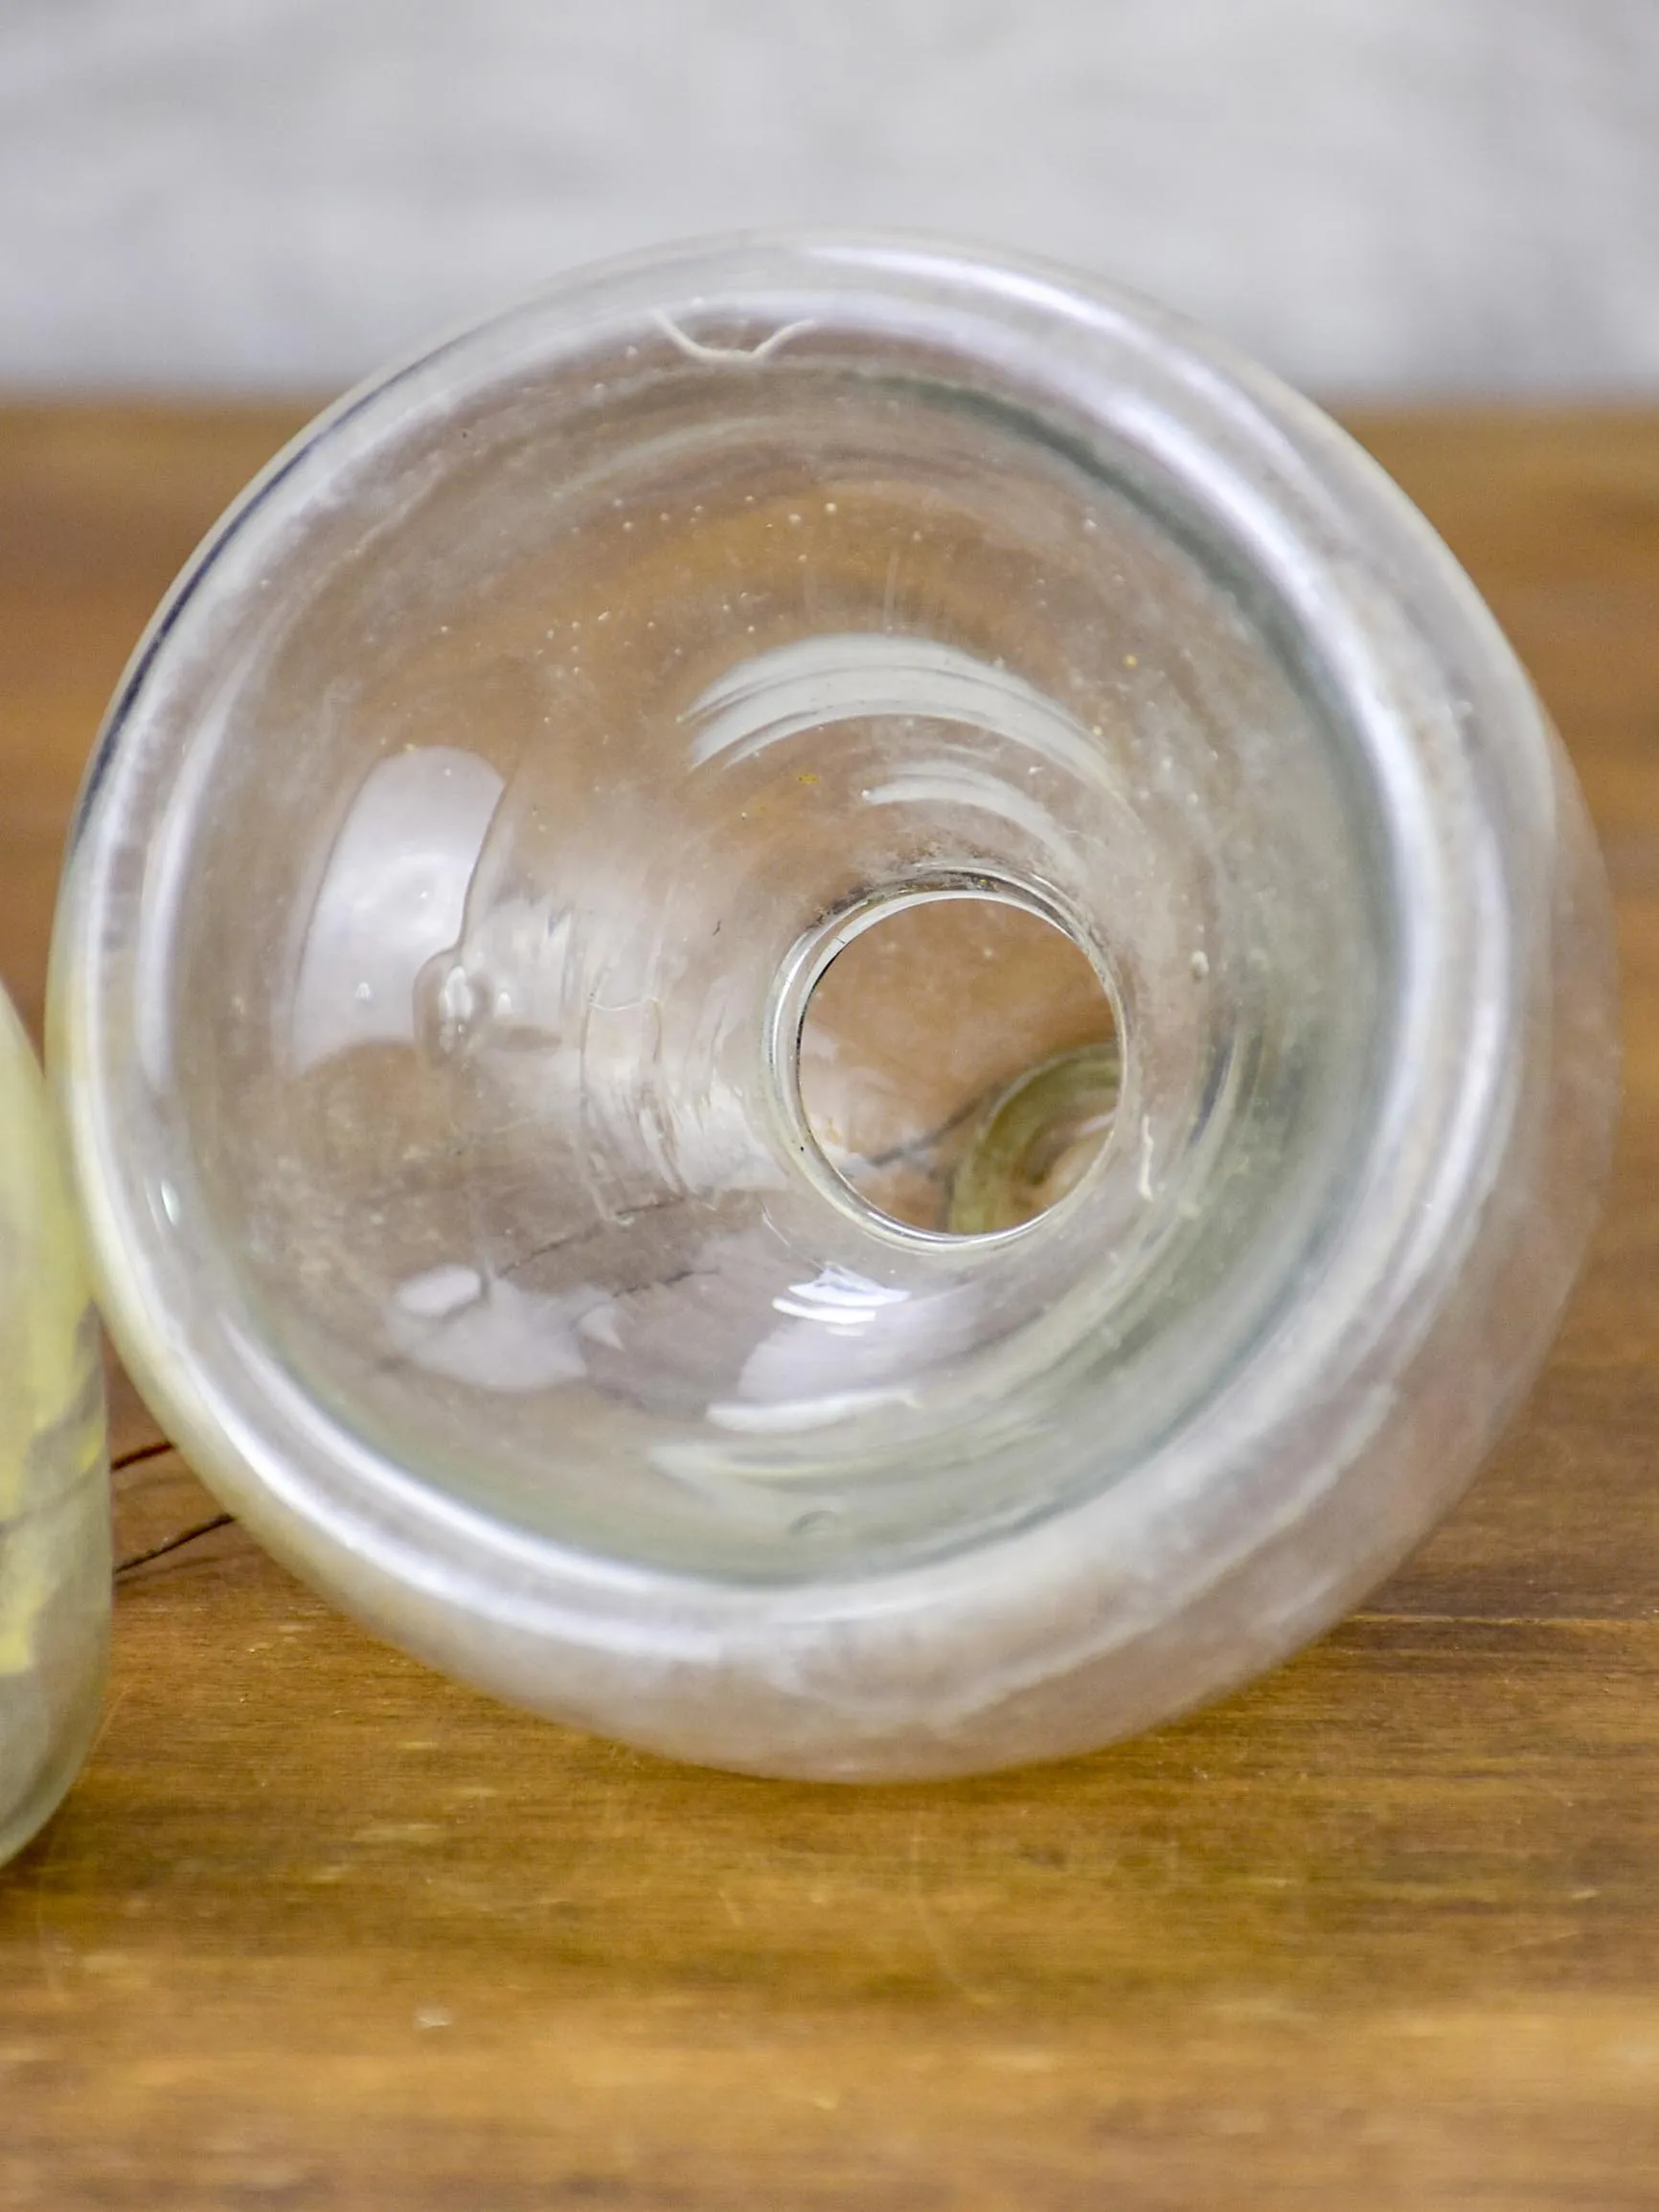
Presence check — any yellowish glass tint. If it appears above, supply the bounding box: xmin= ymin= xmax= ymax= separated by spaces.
xmin=0 ymin=989 xmax=107 ymax=1862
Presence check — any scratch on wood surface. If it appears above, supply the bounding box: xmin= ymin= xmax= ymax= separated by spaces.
xmin=110 ymin=1440 xmax=174 ymax=1475
xmin=115 ymin=1514 xmax=234 ymax=1579
xmin=112 ymin=1436 xmax=236 ymax=1576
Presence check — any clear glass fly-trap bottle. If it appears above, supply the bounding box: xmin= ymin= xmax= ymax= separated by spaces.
xmin=50 ymin=236 xmax=1618 ymax=1779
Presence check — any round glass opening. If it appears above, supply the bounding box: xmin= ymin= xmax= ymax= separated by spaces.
xmin=794 ymin=887 xmax=1120 ymax=1237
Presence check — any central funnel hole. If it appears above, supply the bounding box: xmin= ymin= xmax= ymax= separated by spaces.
xmin=796 ymin=888 xmax=1120 ymax=1236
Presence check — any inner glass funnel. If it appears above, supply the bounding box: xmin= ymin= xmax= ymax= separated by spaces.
xmin=74 ymin=252 xmax=1395 ymax=1585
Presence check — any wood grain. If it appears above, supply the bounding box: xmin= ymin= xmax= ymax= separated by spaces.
xmin=2 ymin=402 xmax=1657 ymax=2208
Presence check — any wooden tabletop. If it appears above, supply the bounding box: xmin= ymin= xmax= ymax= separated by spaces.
xmin=2 ymin=402 xmax=1657 ymax=2209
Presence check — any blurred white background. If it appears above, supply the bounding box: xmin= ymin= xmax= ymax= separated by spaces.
xmin=1 ymin=0 xmax=1655 ymax=397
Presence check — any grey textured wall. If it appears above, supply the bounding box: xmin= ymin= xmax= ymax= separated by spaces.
xmin=2 ymin=0 xmax=1656 ymax=397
